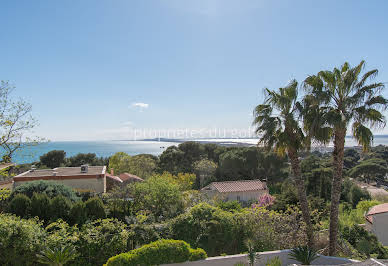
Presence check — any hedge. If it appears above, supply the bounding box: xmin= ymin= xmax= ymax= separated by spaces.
xmin=11 ymin=180 xmax=79 ymax=201
xmin=105 ymin=239 xmax=207 ymax=266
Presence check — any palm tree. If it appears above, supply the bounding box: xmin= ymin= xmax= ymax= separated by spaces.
xmin=303 ymin=60 xmax=388 ymax=255
xmin=36 ymin=245 xmax=78 ymax=266
xmin=253 ymin=79 xmax=314 ymax=247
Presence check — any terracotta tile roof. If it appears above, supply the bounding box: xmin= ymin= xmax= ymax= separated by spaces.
xmin=366 ymin=203 xmax=388 ymax=224
xmin=106 ymin=174 xmax=123 ymax=183
xmin=119 ymin=173 xmax=144 ymax=182
xmin=202 ymin=179 xmax=267 ymax=193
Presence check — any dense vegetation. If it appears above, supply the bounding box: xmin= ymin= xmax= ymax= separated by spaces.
xmin=2 ymin=61 xmax=388 ymax=264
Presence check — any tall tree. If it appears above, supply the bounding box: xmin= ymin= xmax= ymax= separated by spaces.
xmin=252 ymin=80 xmax=314 ymax=247
xmin=303 ymin=61 xmax=388 ymax=255
xmin=0 ymin=81 xmax=43 ymax=162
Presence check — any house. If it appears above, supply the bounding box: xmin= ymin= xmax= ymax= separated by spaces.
xmin=105 ymin=169 xmax=144 ymax=191
xmin=13 ymin=165 xmax=107 ymax=193
xmin=365 ymin=203 xmax=388 ymax=245
xmin=201 ymin=179 xmax=268 ymax=202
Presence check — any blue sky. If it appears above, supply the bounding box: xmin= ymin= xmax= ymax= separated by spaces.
xmin=1 ymin=0 xmax=388 ymax=140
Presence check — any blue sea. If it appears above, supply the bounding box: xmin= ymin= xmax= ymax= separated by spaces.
xmin=9 ymin=140 xmax=178 ymax=164
xmin=6 ymin=135 xmax=388 ymax=164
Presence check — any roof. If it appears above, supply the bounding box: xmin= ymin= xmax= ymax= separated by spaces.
xmin=202 ymin=179 xmax=267 ymax=193
xmin=366 ymin=203 xmax=388 ymax=223
xmin=106 ymin=174 xmax=123 ymax=183
xmin=119 ymin=173 xmax=144 ymax=182
xmin=14 ymin=166 xmax=106 ymax=181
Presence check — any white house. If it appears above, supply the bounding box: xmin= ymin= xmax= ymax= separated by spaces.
xmin=201 ymin=179 xmax=268 ymax=202
xmin=365 ymin=203 xmax=388 ymax=245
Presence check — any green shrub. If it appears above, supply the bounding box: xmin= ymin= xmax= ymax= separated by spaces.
xmin=0 ymin=188 xmax=11 ymax=211
xmin=106 ymin=239 xmax=207 ymax=266
xmin=30 ymin=193 xmax=51 ymax=222
xmin=85 ymin=197 xmax=106 ymax=220
xmin=50 ymin=195 xmax=72 ymax=221
xmin=170 ymin=202 xmax=238 ymax=256
xmin=0 ymin=214 xmax=46 ymax=266
xmin=11 ymin=180 xmax=79 ymax=201
xmin=69 ymin=201 xmax=87 ymax=225
xmin=266 ymin=256 xmax=282 ymax=266
xmin=77 ymin=219 xmax=130 ymax=266
xmin=189 ymin=247 xmax=207 ymax=261
xmin=8 ymin=193 xmax=31 ymax=217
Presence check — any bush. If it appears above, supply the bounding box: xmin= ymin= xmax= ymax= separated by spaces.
xmin=189 ymin=247 xmax=207 ymax=261
xmin=0 ymin=187 xmax=11 ymax=212
xmin=69 ymin=201 xmax=87 ymax=225
xmin=40 ymin=150 xmax=66 ymax=168
xmin=106 ymin=239 xmax=207 ymax=266
xmin=8 ymin=193 xmax=31 ymax=217
xmin=50 ymin=195 xmax=72 ymax=221
xmin=77 ymin=219 xmax=130 ymax=266
xmin=30 ymin=193 xmax=51 ymax=222
xmin=170 ymin=203 xmax=238 ymax=256
xmin=0 ymin=214 xmax=46 ymax=266
xmin=85 ymin=197 xmax=106 ymax=220
xmin=11 ymin=180 xmax=79 ymax=202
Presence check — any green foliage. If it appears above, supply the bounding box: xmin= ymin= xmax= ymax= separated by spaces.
xmin=36 ymin=245 xmax=78 ymax=266
xmin=50 ymin=195 xmax=72 ymax=221
xmin=77 ymin=219 xmax=130 ymax=266
xmin=0 ymin=214 xmax=46 ymax=266
xmin=170 ymin=202 xmax=238 ymax=256
xmin=341 ymin=178 xmax=371 ymax=207
xmin=193 ymin=158 xmax=217 ymax=188
xmin=69 ymin=201 xmax=87 ymax=225
xmin=109 ymin=152 xmax=157 ymax=178
xmin=131 ymin=174 xmax=184 ymax=221
xmin=342 ymin=224 xmax=388 ymax=258
xmin=8 ymin=193 xmax=31 ymax=217
xmin=40 ymin=150 xmax=66 ymax=168
xmin=245 ymin=238 xmax=259 ymax=266
xmin=84 ymin=197 xmax=106 ymax=220
xmin=265 ymin=256 xmax=282 ymax=266
xmin=11 ymin=180 xmax=79 ymax=202
xmin=30 ymin=193 xmax=51 ymax=222
xmin=105 ymin=239 xmax=207 ymax=266
xmin=288 ymin=246 xmax=318 ymax=265
xmin=0 ymin=187 xmax=11 ymax=211
xmin=216 ymin=200 xmax=242 ymax=212
xmin=349 ymin=158 xmax=388 ymax=184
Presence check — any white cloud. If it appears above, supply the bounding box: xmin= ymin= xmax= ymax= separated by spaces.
xmin=131 ymin=102 xmax=149 ymax=111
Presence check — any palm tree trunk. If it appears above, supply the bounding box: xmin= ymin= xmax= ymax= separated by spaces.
xmin=328 ymin=128 xmax=346 ymax=255
xmin=288 ymin=149 xmax=314 ymax=248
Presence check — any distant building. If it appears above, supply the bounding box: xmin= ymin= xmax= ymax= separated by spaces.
xmin=365 ymin=203 xmax=388 ymax=245
xmin=105 ymin=169 xmax=144 ymax=191
xmin=201 ymin=179 xmax=268 ymax=202
xmin=13 ymin=165 xmax=107 ymax=193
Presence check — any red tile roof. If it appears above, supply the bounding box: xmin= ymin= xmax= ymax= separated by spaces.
xmin=366 ymin=203 xmax=388 ymax=224
xmin=119 ymin=173 xmax=144 ymax=182
xmin=106 ymin=174 xmax=123 ymax=183
xmin=202 ymin=179 xmax=267 ymax=193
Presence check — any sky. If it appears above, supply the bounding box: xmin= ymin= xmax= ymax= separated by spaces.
xmin=1 ymin=0 xmax=388 ymax=141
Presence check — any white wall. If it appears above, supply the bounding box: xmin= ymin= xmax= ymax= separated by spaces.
xmin=163 ymin=250 xmax=357 ymax=266
xmin=371 ymin=212 xmax=388 ymax=245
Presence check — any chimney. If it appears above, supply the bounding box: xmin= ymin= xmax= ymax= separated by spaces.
xmin=30 ymin=165 xmax=36 ymax=172
xmin=110 ymin=168 xmax=114 ymax=175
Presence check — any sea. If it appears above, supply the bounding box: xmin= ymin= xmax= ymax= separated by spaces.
xmin=6 ymin=135 xmax=388 ymax=164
